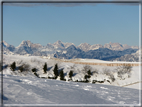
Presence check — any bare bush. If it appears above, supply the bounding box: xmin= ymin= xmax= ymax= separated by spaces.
xmin=116 ymin=65 xmax=132 ymax=79
xmin=103 ymin=68 xmax=110 ymax=75
xmin=103 ymin=68 xmax=115 ymax=82
xmin=18 ymin=63 xmax=30 ymax=72
xmin=82 ymin=65 xmax=92 ymax=74
xmin=92 ymin=69 xmax=99 ymax=74
xmin=31 ymin=58 xmax=42 ymax=64
xmin=109 ymin=73 xmax=115 ymax=82
xmin=70 ymin=64 xmax=76 ymax=70
xmin=17 ymin=60 xmax=23 ymax=65
xmin=123 ymin=65 xmax=132 ymax=74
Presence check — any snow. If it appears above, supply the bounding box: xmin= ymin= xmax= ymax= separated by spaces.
xmin=73 ymin=58 xmax=140 ymax=64
xmin=1 ymin=74 xmax=141 ymax=106
xmin=1 ymin=54 xmax=141 ymax=105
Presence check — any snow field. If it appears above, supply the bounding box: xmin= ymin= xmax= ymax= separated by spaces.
xmin=2 ymin=54 xmax=141 ymax=89
xmin=2 ymin=74 xmax=141 ymax=105
xmin=1 ymin=54 xmax=141 ymax=105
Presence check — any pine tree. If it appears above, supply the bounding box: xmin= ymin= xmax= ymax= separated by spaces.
xmin=53 ymin=64 xmax=58 ymax=79
xmin=69 ymin=70 xmax=73 ymax=79
xmin=84 ymin=75 xmax=89 ymax=82
xmin=59 ymin=69 xmax=64 ymax=80
xmin=43 ymin=63 xmax=47 ymax=73
xmin=84 ymin=75 xmax=88 ymax=80
xmin=10 ymin=62 xmax=16 ymax=71
xmin=87 ymin=70 xmax=92 ymax=78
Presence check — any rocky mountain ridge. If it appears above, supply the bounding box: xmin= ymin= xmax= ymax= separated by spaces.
xmin=1 ymin=40 xmax=139 ymax=62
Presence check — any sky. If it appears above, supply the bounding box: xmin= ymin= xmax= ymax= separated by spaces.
xmin=3 ymin=3 xmax=139 ymax=47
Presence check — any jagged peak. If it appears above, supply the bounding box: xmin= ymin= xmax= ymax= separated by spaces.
xmin=67 ymin=45 xmax=77 ymax=50
xmin=54 ymin=40 xmax=63 ymax=44
xmin=17 ymin=40 xmax=32 ymax=48
xmin=21 ymin=40 xmax=32 ymax=44
xmin=78 ymin=43 xmax=91 ymax=47
xmin=105 ymin=42 xmax=121 ymax=45
xmin=2 ymin=41 xmax=9 ymax=47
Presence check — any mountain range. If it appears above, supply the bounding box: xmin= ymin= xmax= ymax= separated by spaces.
xmin=1 ymin=40 xmax=140 ymax=62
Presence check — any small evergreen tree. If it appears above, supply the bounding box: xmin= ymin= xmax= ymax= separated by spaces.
xmin=59 ymin=69 xmax=64 ymax=80
xmin=87 ymin=70 xmax=92 ymax=78
xmin=10 ymin=62 xmax=16 ymax=71
xmin=69 ymin=70 xmax=73 ymax=79
xmin=84 ymin=75 xmax=88 ymax=80
xmin=43 ymin=63 xmax=47 ymax=73
xmin=53 ymin=63 xmax=58 ymax=79
xmin=84 ymin=75 xmax=89 ymax=82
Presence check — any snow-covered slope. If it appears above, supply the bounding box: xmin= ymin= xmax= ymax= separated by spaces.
xmin=2 ymin=74 xmax=141 ymax=105
xmin=115 ymin=49 xmax=141 ymax=62
xmin=1 ymin=54 xmax=141 ymax=105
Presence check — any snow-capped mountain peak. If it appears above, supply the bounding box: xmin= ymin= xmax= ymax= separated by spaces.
xmin=17 ymin=40 xmax=32 ymax=48
xmin=78 ymin=43 xmax=91 ymax=52
xmin=53 ymin=40 xmax=65 ymax=49
xmin=2 ymin=40 xmax=139 ymax=62
xmin=2 ymin=41 xmax=10 ymax=47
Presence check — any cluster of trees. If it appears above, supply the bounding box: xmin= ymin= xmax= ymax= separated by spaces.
xmin=9 ymin=61 xmax=132 ymax=83
xmin=9 ymin=61 xmax=74 ymax=81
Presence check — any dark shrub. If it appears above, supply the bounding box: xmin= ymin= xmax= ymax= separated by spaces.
xmin=92 ymin=80 xmax=97 ymax=84
xmin=32 ymin=68 xmax=37 ymax=72
xmin=18 ymin=64 xmax=30 ymax=72
xmin=34 ymin=72 xmax=39 ymax=77
xmin=19 ymin=65 xmax=24 ymax=72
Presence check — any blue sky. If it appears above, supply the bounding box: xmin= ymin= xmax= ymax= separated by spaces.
xmin=3 ymin=3 xmax=139 ymax=47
